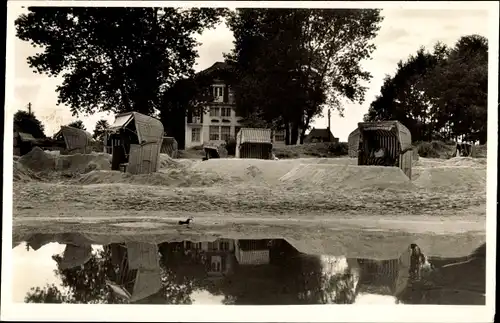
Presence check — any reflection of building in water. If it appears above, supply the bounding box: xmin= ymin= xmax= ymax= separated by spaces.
xmin=188 ymin=239 xmax=235 ymax=276
xmin=159 ymin=238 xmax=299 ymax=281
xmin=235 ymin=239 xmax=271 ymax=265
xmin=104 ymin=242 xmax=162 ymax=303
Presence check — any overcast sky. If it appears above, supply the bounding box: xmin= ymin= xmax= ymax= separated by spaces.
xmin=10 ymin=4 xmax=491 ymax=141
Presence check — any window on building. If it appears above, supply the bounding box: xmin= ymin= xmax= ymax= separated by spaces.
xmin=209 ymin=126 xmax=220 ymax=141
xmin=213 ymin=86 xmax=224 ymax=101
xmin=275 ymin=130 xmax=285 ymax=142
xmin=191 ymin=127 xmax=201 ymax=143
xmin=228 ymin=86 xmax=235 ymax=103
xmin=209 ymin=107 xmax=220 ymax=117
xmin=221 ymin=126 xmax=231 ymax=141
xmin=221 ymin=107 xmax=232 ymax=117
xmin=235 ymin=126 xmax=241 ymax=137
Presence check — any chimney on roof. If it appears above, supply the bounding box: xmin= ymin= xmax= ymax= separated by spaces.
xmin=28 ymin=102 xmax=32 ymax=115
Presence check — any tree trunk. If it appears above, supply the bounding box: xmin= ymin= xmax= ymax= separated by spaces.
xmin=290 ymin=122 xmax=299 ymax=145
xmin=300 ymin=113 xmax=313 ymax=144
xmin=285 ymin=121 xmax=290 ymax=145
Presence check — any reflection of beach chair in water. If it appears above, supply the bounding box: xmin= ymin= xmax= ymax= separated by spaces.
xmin=105 ymin=243 xmax=162 ymax=303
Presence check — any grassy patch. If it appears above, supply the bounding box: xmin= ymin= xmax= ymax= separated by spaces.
xmin=415 ymin=141 xmax=457 ymax=159
xmin=414 ymin=141 xmax=487 ymax=159
xmin=273 ymin=142 xmax=349 ymax=159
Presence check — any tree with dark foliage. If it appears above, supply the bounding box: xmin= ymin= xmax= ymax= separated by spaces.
xmin=225 ymin=9 xmax=383 ymax=144
xmin=364 ymin=35 xmax=488 ymax=144
xmin=66 ymin=120 xmax=86 ymax=131
xmin=92 ymin=119 xmax=110 ymax=141
xmin=364 ymin=45 xmax=446 ymax=141
xmin=160 ymin=72 xmax=220 ymax=149
xmin=15 ymin=7 xmax=228 ymax=119
xmin=13 ymin=110 xmax=46 ymax=138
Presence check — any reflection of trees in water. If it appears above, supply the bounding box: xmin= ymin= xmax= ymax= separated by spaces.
xmin=25 ymin=248 xmax=124 ymax=304
xmin=25 ymin=243 xmax=196 ymax=304
xmin=25 ymin=284 xmax=70 ymax=303
xmin=283 ymin=254 xmax=358 ymax=304
xmin=24 ymin=240 xmax=485 ymax=305
xmin=25 ymin=238 xmax=343 ymax=304
xmin=159 ymin=239 xmax=358 ymax=305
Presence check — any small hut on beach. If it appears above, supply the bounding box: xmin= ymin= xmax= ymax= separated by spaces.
xmin=347 ymin=128 xmax=360 ymax=158
xmin=160 ymin=136 xmax=179 ymax=158
xmin=105 ymin=112 xmax=164 ymax=174
xmin=236 ymin=128 xmax=273 ymax=160
xmin=355 ymin=121 xmax=413 ymax=179
xmin=55 ymin=126 xmax=93 ymax=154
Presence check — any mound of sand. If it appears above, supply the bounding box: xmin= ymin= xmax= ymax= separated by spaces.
xmin=191 ymin=158 xmax=303 ymax=182
xmin=413 ymin=158 xmax=446 ymax=168
xmin=73 ymin=169 xmax=225 ymax=187
xmin=56 ymin=153 xmax=111 ymax=173
xmin=313 ymin=157 xmax=357 ymax=166
xmin=13 ymin=161 xmax=43 ymax=182
xmin=158 ymin=154 xmax=197 ymax=169
xmin=18 ymin=147 xmax=57 ymax=172
xmin=279 ymin=164 xmax=415 ymax=191
xmin=443 ymin=157 xmax=487 ymax=168
xmin=16 ymin=147 xmax=112 ymax=180
xmin=412 ymin=167 xmax=486 ymax=192
xmin=44 ymin=150 xmax=61 ymax=156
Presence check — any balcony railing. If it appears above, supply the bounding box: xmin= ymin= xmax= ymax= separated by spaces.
xmin=187 ymin=116 xmax=203 ymax=124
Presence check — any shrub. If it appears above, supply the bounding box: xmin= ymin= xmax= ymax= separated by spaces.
xmin=273 ymin=142 xmax=349 ymax=159
xmin=470 ymin=144 xmax=487 ymax=158
xmin=327 ymin=142 xmax=349 ymax=156
xmin=415 ymin=141 xmax=457 ymax=159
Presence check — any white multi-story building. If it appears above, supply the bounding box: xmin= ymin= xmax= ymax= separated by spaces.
xmin=184 ymin=62 xmax=289 ymax=148
xmin=184 ymin=78 xmax=242 ymax=148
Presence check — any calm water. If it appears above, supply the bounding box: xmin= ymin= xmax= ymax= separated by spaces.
xmin=13 ymin=234 xmax=485 ymax=305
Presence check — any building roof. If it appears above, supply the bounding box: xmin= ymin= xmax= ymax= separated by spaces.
xmin=198 ymin=61 xmax=232 ymax=76
xmin=16 ymin=132 xmax=37 ymax=142
xmin=237 ymin=128 xmax=272 ymax=144
xmin=306 ymin=128 xmax=337 ymax=141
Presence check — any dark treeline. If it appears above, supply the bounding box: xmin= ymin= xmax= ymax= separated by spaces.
xmin=364 ymin=35 xmax=488 ymax=144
